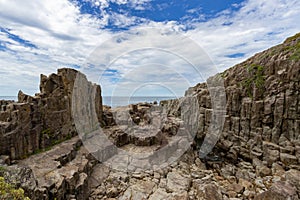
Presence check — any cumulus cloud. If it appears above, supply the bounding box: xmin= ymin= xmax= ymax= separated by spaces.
xmin=0 ymin=0 xmax=299 ymax=97
xmin=0 ymin=0 xmax=112 ymax=95
xmin=187 ymin=0 xmax=300 ymax=71
xmin=82 ymin=27 xmax=216 ymax=96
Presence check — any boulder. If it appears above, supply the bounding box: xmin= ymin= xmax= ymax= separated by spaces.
xmin=254 ymin=181 xmax=299 ymax=200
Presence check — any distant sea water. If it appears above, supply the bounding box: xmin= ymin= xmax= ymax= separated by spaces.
xmin=0 ymin=96 xmax=17 ymax=101
xmin=103 ymin=96 xmax=177 ymax=107
xmin=0 ymin=96 xmax=176 ymax=107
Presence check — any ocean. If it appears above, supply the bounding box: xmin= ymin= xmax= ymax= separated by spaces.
xmin=0 ymin=96 xmax=176 ymax=107
xmin=0 ymin=96 xmax=17 ymax=101
xmin=103 ymin=96 xmax=176 ymax=107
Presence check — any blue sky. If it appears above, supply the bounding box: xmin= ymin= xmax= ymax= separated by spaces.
xmin=0 ymin=0 xmax=299 ymax=97
xmin=73 ymin=0 xmax=243 ymax=29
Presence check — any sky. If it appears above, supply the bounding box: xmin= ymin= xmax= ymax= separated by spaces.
xmin=0 ymin=0 xmax=299 ymax=97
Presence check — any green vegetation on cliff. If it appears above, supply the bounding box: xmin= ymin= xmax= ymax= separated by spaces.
xmin=242 ymin=64 xmax=265 ymax=98
xmin=283 ymin=33 xmax=300 ymax=61
xmin=0 ymin=177 xmax=30 ymax=200
xmin=284 ymin=32 xmax=300 ymax=43
xmin=290 ymin=42 xmax=300 ymax=61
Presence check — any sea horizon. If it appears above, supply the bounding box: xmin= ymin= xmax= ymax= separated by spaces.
xmin=103 ymin=96 xmax=178 ymax=107
xmin=0 ymin=96 xmax=178 ymax=107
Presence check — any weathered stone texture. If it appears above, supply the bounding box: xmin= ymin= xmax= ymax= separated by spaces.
xmin=162 ymin=33 xmax=300 ymax=168
xmin=0 ymin=68 xmax=103 ymax=159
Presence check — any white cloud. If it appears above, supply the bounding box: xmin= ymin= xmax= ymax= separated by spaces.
xmin=187 ymin=0 xmax=300 ymax=72
xmin=112 ymin=0 xmax=152 ymax=10
xmin=0 ymin=0 xmax=113 ymax=95
xmin=0 ymin=0 xmax=299 ymax=97
xmin=82 ymin=27 xmax=216 ymax=97
xmin=109 ymin=12 xmax=146 ymax=27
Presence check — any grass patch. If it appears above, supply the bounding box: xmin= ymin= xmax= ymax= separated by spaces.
xmin=51 ymin=139 xmax=63 ymax=146
xmin=33 ymin=132 xmax=74 ymax=155
xmin=218 ymin=72 xmax=227 ymax=78
xmin=32 ymin=146 xmax=53 ymax=155
xmin=289 ymin=42 xmax=300 ymax=61
xmin=284 ymin=32 xmax=300 ymax=43
xmin=242 ymin=64 xmax=265 ymax=98
xmin=281 ymin=38 xmax=300 ymax=61
xmin=41 ymin=128 xmax=51 ymax=135
xmin=0 ymin=166 xmax=6 ymax=173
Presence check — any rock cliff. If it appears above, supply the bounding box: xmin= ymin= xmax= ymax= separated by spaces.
xmin=0 ymin=68 xmax=103 ymax=160
xmin=162 ymin=32 xmax=300 ymax=169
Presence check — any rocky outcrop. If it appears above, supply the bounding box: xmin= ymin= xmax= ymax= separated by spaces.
xmin=0 ymin=137 xmax=96 ymax=200
xmin=162 ymin=33 xmax=300 ymax=169
xmin=0 ymin=68 xmax=103 ymax=160
xmin=0 ymin=33 xmax=300 ymax=200
xmin=154 ymin=33 xmax=300 ymax=199
xmin=104 ymin=103 xmax=168 ymax=147
xmin=87 ymin=147 xmax=300 ymax=200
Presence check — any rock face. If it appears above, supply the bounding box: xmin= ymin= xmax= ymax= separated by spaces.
xmin=0 ymin=68 xmax=103 ymax=160
xmin=162 ymin=33 xmax=300 ymax=169
xmin=152 ymin=33 xmax=300 ymax=199
xmin=0 ymin=137 xmax=95 ymax=200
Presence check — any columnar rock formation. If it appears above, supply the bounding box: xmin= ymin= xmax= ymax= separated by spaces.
xmin=162 ymin=33 xmax=300 ymax=169
xmin=0 ymin=68 xmax=103 ymax=160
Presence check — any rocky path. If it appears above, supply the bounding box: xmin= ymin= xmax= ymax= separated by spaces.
xmin=89 ymin=147 xmax=300 ymax=200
